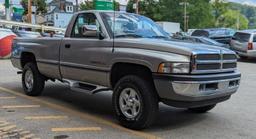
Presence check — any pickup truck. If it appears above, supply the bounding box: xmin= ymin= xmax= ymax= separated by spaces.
xmin=11 ymin=10 xmax=241 ymax=130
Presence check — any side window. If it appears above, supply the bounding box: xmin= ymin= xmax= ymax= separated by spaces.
xmin=71 ymin=13 xmax=100 ymax=38
xmin=253 ymin=35 xmax=256 ymax=42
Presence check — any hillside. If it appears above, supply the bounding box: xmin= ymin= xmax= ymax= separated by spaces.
xmin=229 ymin=2 xmax=256 ymax=28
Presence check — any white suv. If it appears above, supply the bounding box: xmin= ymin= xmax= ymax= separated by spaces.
xmin=230 ymin=30 xmax=256 ymax=58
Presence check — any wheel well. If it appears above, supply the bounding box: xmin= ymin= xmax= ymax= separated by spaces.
xmin=110 ymin=63 xmax=154 ymax=88
xmin=21 ymin=52 xmax=36 ymax=68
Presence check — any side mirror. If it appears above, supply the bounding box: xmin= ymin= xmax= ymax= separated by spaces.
xmin=82 ymin=25 xmax=97 ymax=37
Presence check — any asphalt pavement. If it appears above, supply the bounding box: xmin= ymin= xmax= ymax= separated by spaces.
xmin=0 ymin=59 xmax=255 ymax=139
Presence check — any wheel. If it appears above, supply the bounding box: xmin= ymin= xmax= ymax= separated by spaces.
xmin=188 ymin=104 xmax=216 ymax=113
xmin=22 ymin=63 xmax=45 ymax=96
xmin=112 ymin=75 xmax=158 ymax=130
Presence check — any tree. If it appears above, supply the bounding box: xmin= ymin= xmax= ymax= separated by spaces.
xmin=211 ymin=0 xmax=229 ymax=20
xmin=20 ymin=0 xmax=47 ymax=15
xmin=216 ymin=10 xmax=249 ymax=29
xmin=80 ymin=0 xmax=94 ymax=10
xmin=188 ymin=0 xmax=215 ymax=29
xmin=127 ymin=0 xmax=215 ymax=30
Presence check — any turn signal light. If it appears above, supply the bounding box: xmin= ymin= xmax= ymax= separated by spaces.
xmin=248 ymin=42 xmax=253 ymax=50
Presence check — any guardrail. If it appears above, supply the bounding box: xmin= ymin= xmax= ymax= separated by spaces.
xmin=0 ymin=19 xmax=66 ymax=32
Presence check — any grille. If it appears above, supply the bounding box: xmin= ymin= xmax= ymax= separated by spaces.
xmin=223 ymin=54 xmax=237 ymax=60
xmin=196 ymin=63 xmax=221 ymax=70
xmin=196 ymin=54 xmax=220 ymax=60
xmin=192 ymin=52 xmax=237 ymax=74
xmin=223 ymin=63 xmax=237 ymax=69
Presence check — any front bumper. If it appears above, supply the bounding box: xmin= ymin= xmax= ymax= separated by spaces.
xmin=153 ymin=71 xmax=241 ymax=108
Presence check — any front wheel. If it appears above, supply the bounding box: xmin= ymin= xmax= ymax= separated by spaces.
xmin=22 ymin=63 xmax=45 ymax=96
xmin=188 ymin=104 xmax=216 ymax=113
xmin=112 ymin=75 xmax=159 ymax=130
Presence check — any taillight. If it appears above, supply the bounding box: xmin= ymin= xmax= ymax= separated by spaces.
xmin=248 ymin=43 xmax=253 ymax=50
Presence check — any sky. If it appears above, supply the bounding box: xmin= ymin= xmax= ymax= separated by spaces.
xmin=229 ymin=0 xmax=256 ymax=6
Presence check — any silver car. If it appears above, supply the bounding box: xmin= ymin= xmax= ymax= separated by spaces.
xmin=230 ymin=30 xmax=256 ymax=58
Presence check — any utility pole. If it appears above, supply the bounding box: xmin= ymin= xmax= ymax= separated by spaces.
xmin=75 ymin=0 xmax=78 ymax=12
xmin=135 ymin=0 xmax=139 ymax=14
xmin=27 ymin=0 xmax=32 ymax=23
xmin=5 ymin=0 xmax=10 ymax=20
xmin=180 ymin=1 xmax=189 ymax=32
xmin=237 ymin=16 xmax=240 ymax=30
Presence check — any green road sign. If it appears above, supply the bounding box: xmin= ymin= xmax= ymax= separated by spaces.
xmin=94 ymin=0 xmax=114 ymax=10
xmin=13 ymin=7 xmax=25 ymax=15
xmin=5 ymin=0 xmax=9 ymax=8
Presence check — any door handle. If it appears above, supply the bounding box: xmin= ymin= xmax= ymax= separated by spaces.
xmin=65 ymin=44 xmax=71 ymax=48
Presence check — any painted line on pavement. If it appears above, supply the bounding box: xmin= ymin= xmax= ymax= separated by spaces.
xmin=51 ymin=127 xmax=101 ymax=132
xmin=0 ymin=86 xmax=161 ymax=139
xmin=24 ymin=116 xmax=68 ymax=120
xmin=0 ymin=96 xmax=16 ymax=99
xmin=1 ymin=105 xmax=40 ymax=109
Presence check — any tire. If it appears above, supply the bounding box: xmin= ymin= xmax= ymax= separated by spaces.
xmin=22 ymin=62 xmax=45 ymax=96
xmin=188 ymin=104 xmax=216 ymax=113
xmin=112 ymin=75 xmax=159 ymax=130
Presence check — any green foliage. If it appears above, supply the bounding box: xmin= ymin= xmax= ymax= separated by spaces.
xmin=20 ymin=0 xmax=47 ymax=15
xmin=216 ymin=10 xmax=249 ymax=29
xmin=80 ymin=1 xmax=94 ymax=10
xmin=83 ymin=0 xmax=252 ymax=30
xmin=127 ymin=0 xmax=215 ymax=30
xmin=229 ymin=2 xmax=256 ymax=29
xmin=211 ymin=0 xmax=229 ymax=20
xmin=187 ymin=0 xmax=215 ymax=28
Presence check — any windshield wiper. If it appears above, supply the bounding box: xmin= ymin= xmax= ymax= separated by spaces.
xmin=115 ymin=34 xmax=143 ymax=38
xmin=149 ymin=36 xmax=169 ymax=39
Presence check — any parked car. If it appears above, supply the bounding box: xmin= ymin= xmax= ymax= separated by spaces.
xmin=177 ymin=36 xmax=230 ymax=48
xmin=0 ymin=28 xmax=16 ymax=58
xmin=11 ymin=11 xmax=241 ymax=130
xmin=41 ymin=32 xmax=64 ymax=38
xmin=192 ymin=28 xmax=236 ymax=44
xmin=230 ymin=30 xmax=256 ymax=58
xmin=14 ymin=30 xmax=42 ymax=38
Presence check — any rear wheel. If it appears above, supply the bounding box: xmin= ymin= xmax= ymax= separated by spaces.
xmin=113 ymin=75 xmax=158 ymax=130
xmin=188 ymin=104 xmax=216 ymax=113
xmin=22 ymin=63 xmax=45 ymax=96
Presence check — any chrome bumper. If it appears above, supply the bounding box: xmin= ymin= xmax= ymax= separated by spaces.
xmin=172 ymin=77 xmax=240 ymax=97
xmin=153 ymin=71 xmax=241 ymax=103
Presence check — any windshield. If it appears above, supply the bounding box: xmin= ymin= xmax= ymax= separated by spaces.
xmin=101 ymin=12 xmax=169 ymax=39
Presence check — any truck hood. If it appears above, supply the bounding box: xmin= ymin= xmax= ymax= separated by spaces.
xmin=115 ymin=38 xmax=232 ymax=56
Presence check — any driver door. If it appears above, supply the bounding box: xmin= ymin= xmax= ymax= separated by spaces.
xmin=60 ymin=13 xmax=113 ymax=86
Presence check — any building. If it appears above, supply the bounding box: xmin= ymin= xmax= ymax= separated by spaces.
xmin=45 ymin=0 xmax=75 ymax=28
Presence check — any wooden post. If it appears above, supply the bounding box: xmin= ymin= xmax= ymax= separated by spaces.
xmin=135 ymin=0 xmax=139 ymax=14
xmin=27 ymin=0 xmax=32 ymax=23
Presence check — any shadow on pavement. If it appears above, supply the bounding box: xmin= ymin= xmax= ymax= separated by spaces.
xmin=0 ymin=81 xmax=210 ymax=131
xmin=238 ymin=58 xmax=256 ymax=63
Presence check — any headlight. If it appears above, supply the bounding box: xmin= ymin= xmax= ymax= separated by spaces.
xmin=158 ymin=62 xmax=190 ymax=74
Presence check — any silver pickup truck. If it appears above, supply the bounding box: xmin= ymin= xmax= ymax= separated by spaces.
xmin=11 ymin=10 xmax=241 ymax=129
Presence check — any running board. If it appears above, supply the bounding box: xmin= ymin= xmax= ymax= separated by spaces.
xmin=63 ymin=79 xmax=111 ymax=94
